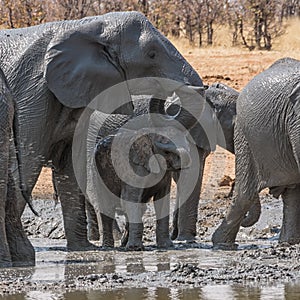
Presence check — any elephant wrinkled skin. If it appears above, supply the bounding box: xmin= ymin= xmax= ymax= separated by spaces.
xmin=171 ymin=83 xmax=240 ymax=242
xmin=88 ymin=88 xmax=204 ymax=250
xmin=213 ymin=57 xmax=300 ymax=249
xmin=0 ymin=11 xmax=203 ymax=265
xmin=0 ymin=68 xmax=35 ymax=267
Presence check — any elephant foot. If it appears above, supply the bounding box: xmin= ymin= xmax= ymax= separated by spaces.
xmin=212 ymin=242 xmax=238 ymax=250
xmin=175 ymin=233 xmax=196 ymax=243
xmin=170 ymin=227 xmax=178 ymax=240
xmin=279 ymin=237 xmax=300 ymax=245
xmin=125 ymin=242 xmax=144 ymax=251
xmin=157 ymin=238 xmax=174 ymax=249
xmin=121 ymin=231 xmax=129 ymax=248
xmin=0 ymin=255 xmax=12 ymax=268
xmin=0 ymin=246 xmax=12 ymax=268
xmin=0 ymin=261 xmax=12 ymax=268
xmin=7 ymin=228 xmax=35 ymax=267
xmin=67 ymin=241 xmax=99 ymax=251
xmin=10 ymin=245 xmax=35 ymax=267
xmin=88 ymin=228 xmax=100 ymax=241
xmin=102 ymin=239 xmax=114 ymax=248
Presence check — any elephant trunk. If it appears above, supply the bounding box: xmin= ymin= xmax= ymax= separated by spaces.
xmin=149 ymin=85 xmax=205 ymax=130
xmin=154 ymin=141 xmax=191 ymax=170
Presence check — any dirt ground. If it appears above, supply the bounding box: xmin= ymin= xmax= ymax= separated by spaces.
xmin=3 ymin=48 xmax=300 ymax=298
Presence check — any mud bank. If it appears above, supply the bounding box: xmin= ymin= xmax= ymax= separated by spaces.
xmin=1 ymin=194 xmax=298 ymax=298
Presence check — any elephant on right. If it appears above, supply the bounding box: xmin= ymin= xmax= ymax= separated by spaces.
xmin=213 ymin=57 xmax=300 ymax=249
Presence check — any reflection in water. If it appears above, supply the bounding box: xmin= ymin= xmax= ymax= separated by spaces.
xmin=2 ymin=241 xmax=300 ymax=300
xmin=2 ymin=285 xmax=300 ymax=300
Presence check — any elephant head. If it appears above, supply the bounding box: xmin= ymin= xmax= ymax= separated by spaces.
xmin=99 ymin=85 xmax=204 ymax=188
xmin=44 ymin=12 xmax=203 ymax=115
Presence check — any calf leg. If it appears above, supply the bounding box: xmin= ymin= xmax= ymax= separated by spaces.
xmin=100 ymin=213 xmax=114 ymax=247
xmin=85 ymin=198 xmax=100 ymax=241
xmin=153 ymin=181 xmax=173 ymax=248
xmin=121 ymin=186 xmax=145 ymax=251
xmin=279 ymin=184 xmax=300 ymax=244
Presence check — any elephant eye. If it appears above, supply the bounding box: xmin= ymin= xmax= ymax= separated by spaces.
xmin=148 ymin=50 xmax=156 ymax=59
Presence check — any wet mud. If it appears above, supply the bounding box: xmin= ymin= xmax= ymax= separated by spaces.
xmin=1 ymin=189 xmax=300 ymax=299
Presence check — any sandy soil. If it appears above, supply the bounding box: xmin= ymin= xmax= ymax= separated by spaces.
xmin=3 ymin=48 xmax=300 ymax=297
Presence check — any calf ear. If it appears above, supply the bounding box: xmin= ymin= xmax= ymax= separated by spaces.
xmin=44 ymin=20 xmax=133 ymax=114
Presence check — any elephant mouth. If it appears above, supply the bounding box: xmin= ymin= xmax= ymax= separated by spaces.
xmin=155 ymin=141 xmax=191 ymax=171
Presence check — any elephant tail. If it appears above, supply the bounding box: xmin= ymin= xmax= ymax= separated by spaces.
xmin=12 ymin=103 xmax=39 ymax=217
xmin=241 ymin=194 xmax=261 ymax=227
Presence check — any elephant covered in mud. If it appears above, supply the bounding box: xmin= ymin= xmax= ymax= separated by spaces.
xmin=0 ymin=11 xmax=204 ymax=265
xmin=0 ymin=67 xmax=36 ymax=267
xmin=87 ymin=85 xmax=204 ymax=250
xmin=213 ymin=57 xmax=300 ymax=249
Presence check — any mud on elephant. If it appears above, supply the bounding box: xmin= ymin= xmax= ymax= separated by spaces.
xmin=85 ymin=82 xmax=254 ymax=247
xmin=84 ymin=84 xmax=204 ymax=250
xmin=0 ymin=11 xmax=204 ymax=265
xmin=213 ymin=57 xmax=300 ymax=249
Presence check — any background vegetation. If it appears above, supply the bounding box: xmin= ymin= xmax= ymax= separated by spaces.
xmin=0 ymin=0 xmax=299 ymax=50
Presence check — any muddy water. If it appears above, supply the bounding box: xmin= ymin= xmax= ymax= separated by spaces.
xmin=1 ymin=238 xmax=300 ymax=299
xmin=2 ymin=284 xmax=300 ymax=300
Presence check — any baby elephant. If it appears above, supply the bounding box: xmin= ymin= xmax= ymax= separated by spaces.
xmin=91 ymin=89 xmax=203 ymax=250
xmin=213 ymin=57 xmax=300 ymax=248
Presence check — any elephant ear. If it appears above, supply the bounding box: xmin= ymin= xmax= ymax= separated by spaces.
xmin=130 ymin=135 xmax=161 ymax=174
xmin=44 ymin=20 xmax=133 ymax=114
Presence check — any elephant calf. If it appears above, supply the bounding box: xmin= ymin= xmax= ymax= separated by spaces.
xmin=89 ymin=87 xmax=204 ymax=250
xmin=213 ymin=57 xmax=300 ymax=249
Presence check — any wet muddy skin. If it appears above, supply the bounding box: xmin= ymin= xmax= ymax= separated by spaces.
xmin=1 ymin=192 xmax=300 ymax=299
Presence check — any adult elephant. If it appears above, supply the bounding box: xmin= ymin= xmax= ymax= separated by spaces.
xmin=0 ymin=11 xmax=203 ymax=265
xmin=212 ymin=57 xmax=300 ymax=249
xmin=0 ymin=67 xmax=37 ymax=267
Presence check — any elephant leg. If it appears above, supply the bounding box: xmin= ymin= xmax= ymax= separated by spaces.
xmin=0 ymin=183 xmax=11 ymax=266
xmin=85 ymin=197 xmax=100 ymax=241
xmin=121 ymin=218 xmax=129 ymax=247
xmin=0 ymin=152 xmax=11 ymax=266
xmin=173 ymin=148 xmax=208 ymax=242
xmin=241 ymin=193 xmax=261 ymax=227
xmin=100 ymin=213 xmax=114 ymax=247
xmin=53 ymin=155 xmax=97 ymax=251
xmin=121 ymin=186 xmax=144 ymax=251
xmin=212 ymin=128 xmax=258 ymax=249
xmin=171 ymin=208 xmax=178 ymax=240
xmin=6 ymin=172 xmax=35 ymax=266
xmin=153 ymin=182 xmax=173 ymax=248
xmin=279 ymin=185 xmax=300 ymax=244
